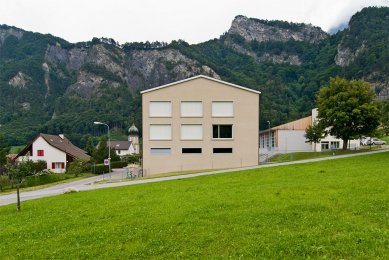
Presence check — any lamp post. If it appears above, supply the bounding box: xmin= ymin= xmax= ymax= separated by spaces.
xmin=94 ymin=121 xmax=111 ymax=182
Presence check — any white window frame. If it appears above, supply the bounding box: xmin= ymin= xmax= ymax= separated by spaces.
xmin=212 ymin=124 xmax=233 ymax=140
xmin=149 ymin=101 xmax=172 ymax=117
xmin=149 ymin=124 xmax=172 ymax=140
xmin=212 ymin=101 xmax=234 ymax=117
xmin=180 ymin=101 xmax=203 ymax=117
xmin=181 ymin=124 xmax=203 ymax=140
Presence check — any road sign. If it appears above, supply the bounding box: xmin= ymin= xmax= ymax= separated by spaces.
xmin=104 ymin=159 xmax=109 ymax=166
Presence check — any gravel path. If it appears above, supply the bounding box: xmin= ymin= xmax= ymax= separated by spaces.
xmin=1 ymin=149 xmax=388 ymax=207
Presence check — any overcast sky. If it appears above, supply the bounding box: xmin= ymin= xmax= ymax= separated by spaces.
xmin=1 ymin=0 xmax=389 ymax=44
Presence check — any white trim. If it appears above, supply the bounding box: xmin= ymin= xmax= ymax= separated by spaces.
xmin=140 ymin=75 xmax=261 ymax=95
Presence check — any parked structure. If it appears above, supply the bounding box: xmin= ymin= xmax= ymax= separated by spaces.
xmin=15 ymin=134 xmax=90 ymax=173
xmin=259 ymin=108 xmax=360 ymax=154
xmin=141 ymin=75 xmax=260 ymax=176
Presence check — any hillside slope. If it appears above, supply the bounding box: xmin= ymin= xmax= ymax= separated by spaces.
xmin=0 ymin=7 xmax=388 ymax=146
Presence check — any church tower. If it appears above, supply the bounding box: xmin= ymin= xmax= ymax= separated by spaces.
xmin=128 ymin=123 xmax=139 ymax=154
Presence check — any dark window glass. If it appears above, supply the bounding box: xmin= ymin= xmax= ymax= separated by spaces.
xmin=213 ymin=148 xmax=233 ymax=153
xmin=212 ymin=125 xmax=232 ymax=138
xmin=182 ymin=148 xmax=202 ymax=153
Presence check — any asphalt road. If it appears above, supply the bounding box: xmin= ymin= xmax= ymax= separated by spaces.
xmin=1 ymin=149 xmax=388 ymax=207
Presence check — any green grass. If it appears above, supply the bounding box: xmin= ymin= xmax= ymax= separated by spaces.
xmin=381 ymin=135 xmax=389 ymax=143
xmin=269 ymin=147 xmax=383 ymax=163
xmin=1 ymin=152 xmax=389 ymax=258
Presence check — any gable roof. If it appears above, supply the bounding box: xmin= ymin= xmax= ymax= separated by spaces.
xmin=16 ymin=134 xmax=90 ymax=161
xmin=109 ymin=141 xmax=133 ymax=150
xmin=140 ymin=75 xmax=261 ymax=95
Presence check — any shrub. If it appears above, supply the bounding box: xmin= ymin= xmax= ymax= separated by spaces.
xmin=111 ymin=161 xmax=127 ymax=168
xmin=92 ymin=164 xmax=110 ymax=175
xmin=66 ymin=160 xmax=91 ymax=176
xmin=0 ymin=175 xmax=11 ymax=192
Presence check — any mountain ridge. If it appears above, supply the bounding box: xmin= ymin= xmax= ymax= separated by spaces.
xmin=0 ymin=6 xmax=388 ymax=147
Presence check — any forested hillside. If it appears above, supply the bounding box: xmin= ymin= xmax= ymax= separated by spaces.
xmin=0 ymin=6 xmax=388 ymax=147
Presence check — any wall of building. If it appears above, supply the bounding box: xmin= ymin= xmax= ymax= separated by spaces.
xmin=30 ymin=136 xmax=67 ymax=173
xmin=142 ymin=77 xmax=259 ymax=176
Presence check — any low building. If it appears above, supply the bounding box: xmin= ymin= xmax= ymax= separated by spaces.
xmin=109 ymin=141 xmax=135 ymax=157
xmin=259 ymin=109 xmax=360 ymax=154
xmin=141 ymin=75 xmax=260 ymax=176
xmin=16 ymin=134 xmax=90 ymax=173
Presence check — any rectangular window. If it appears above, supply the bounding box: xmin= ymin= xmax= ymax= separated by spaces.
xmin=182 ymin=148 xmax=202 ymax=153
xmin=212 ymin=125 xmax=233 ymax=139
xmin=212 ymin=101 xmax=233 ymax=117
xmin=52 ymin=162 xmax=65 ymax=169
xmin=149 ymin=101 xmax=172 ymax=117
xmin=213 ymin=148 xmax=233 ymax=153
xmin=181 ymin=101 xmax=202 ymax=117
xmin=330 ymin=141 xmax=339 ymax=149
xmin=37 ymin=150 xmax=44 ymax=156
xmin=181 ymin=125 xmax=203 ymax=140
xmin=150 ymin=148 xmax=171 ymax=155
xmin=149 ymin=125 xmax=172 ymax=140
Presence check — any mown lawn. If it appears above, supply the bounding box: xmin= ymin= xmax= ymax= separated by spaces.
xmin=1 ymin=152 xmax=388 ymax=258
xmin=269 ymin=148 xmax=383 ymax=163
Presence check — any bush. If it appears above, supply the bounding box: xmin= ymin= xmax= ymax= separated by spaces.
xmin=92 ymin=164 xmax=110 ymax=175
xmin=66 ymin=160 xmax=91 ymax=176
xmin=111 ymin=161 xmax=127 ymax=168
xmin=0 ymin=175 xmax=11 ymax=192
xmin=23 ymin=173 xmax=71 ymax=187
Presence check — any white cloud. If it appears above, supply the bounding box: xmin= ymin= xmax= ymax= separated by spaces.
xmin=0 ymin=0 xmax=388 ymax=43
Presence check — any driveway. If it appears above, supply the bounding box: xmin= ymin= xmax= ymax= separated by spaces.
xmin=1 ymin=149 xmax=388 ymax=207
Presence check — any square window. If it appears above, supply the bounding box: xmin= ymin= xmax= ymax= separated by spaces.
xmin=150 ymin=125 xmax=172 ymax=140
xmin=212 ymin=125 xmax=233 ymax=139
xmin=149 ymin=101 xmax=171 ymax=117
xmin=181 ymin=125 xmax=203 ymax=140
xmin=37 ymin=150 xmax=44 ymax=156
xmin=181 ymin=101 xmax=202 ymax=117
xmin=212 ymin=101 xmax=233 ymax=117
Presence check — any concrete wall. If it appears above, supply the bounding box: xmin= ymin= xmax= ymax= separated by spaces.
xmin=142 ymin=76 xmax=260 ymax=176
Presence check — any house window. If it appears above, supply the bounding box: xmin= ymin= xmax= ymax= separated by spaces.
xmin=212 ymin=125 xmax=233 ymax=139
xmin=212 ymin=101 xmax=233 ymax=117
xmin=181 ymin=101 xmax=202 ymax=117
xmin=150 ymin=148 xmax=171 ymax=155
xmin=213 ymin=148 xmax=233 ymax=153
xmin=182 ymin=148 xmax=202 ymax=154
xmin=37 ymin=150 xmax=44 ymax=156
xmin=149 ymin=101 xmax=172 ymax=117
xmin=181 ymin=125 xmax=203 ymax=140
xmin=52 ymin=162 xmax=65 ymax=169
xmin=149 ymin=125 xmax=172 ymax=140
xmin=331 ymin=141 xmax=339 ymax=149
xmin=321 ymin=142 xmax=329 ymax=150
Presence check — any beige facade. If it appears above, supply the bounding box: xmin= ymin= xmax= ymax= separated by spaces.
xmin=141 ymin=75 xmax=260 ymax=176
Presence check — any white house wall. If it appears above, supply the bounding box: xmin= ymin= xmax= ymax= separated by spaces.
xmin=31 ymin=136 xmax=67 ymax=173
xmin=278 ymin=130 xmax=312 ymax=152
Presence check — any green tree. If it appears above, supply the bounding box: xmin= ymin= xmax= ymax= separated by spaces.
xmin=304 ymin=121 xmax=327 ymax=152
xmin=92 ymin=137 xmax=120 ymax=164
xmin=381 ymin=99 xmax=389 ymax=136
xmin=85 ymin=136 xmax=96 ymax=156
xmin=0 ymin=133 xmax=9 ymax=167
xmin=7 ymin=161 xmax=32 ymax=211
xmin=317 ymin=77 xmax=380 ymax=150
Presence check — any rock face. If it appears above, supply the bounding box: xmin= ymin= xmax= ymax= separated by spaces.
xmin=228 ymin=15 xmax=328 ymax=43
xmin=0 ymin=27 xmax=23 ymax=47
xmin=8 ymin=72 xmax=31 ymax=89
xmin=45 ymin=43 xmax=220 ymax=97
xmin=126 ymin=49 xmax=220 ymax=89
xmin=335 ymin=43 xmax=365 ymax=67
xmin=223 ymin=15 xmax=327 ymax=65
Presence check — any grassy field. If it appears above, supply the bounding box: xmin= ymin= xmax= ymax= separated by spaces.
xmin=1 ymin=152 xmax=388 ymax=258
xmin=269 ymin=147 xmax=384 ymax=163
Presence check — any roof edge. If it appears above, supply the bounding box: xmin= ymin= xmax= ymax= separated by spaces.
xmin=140 ymin=75 xmax=261 ymax=95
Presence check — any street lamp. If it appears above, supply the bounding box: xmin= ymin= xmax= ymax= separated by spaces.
xmin=94 ymin=121 xmax=111 ymax=182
